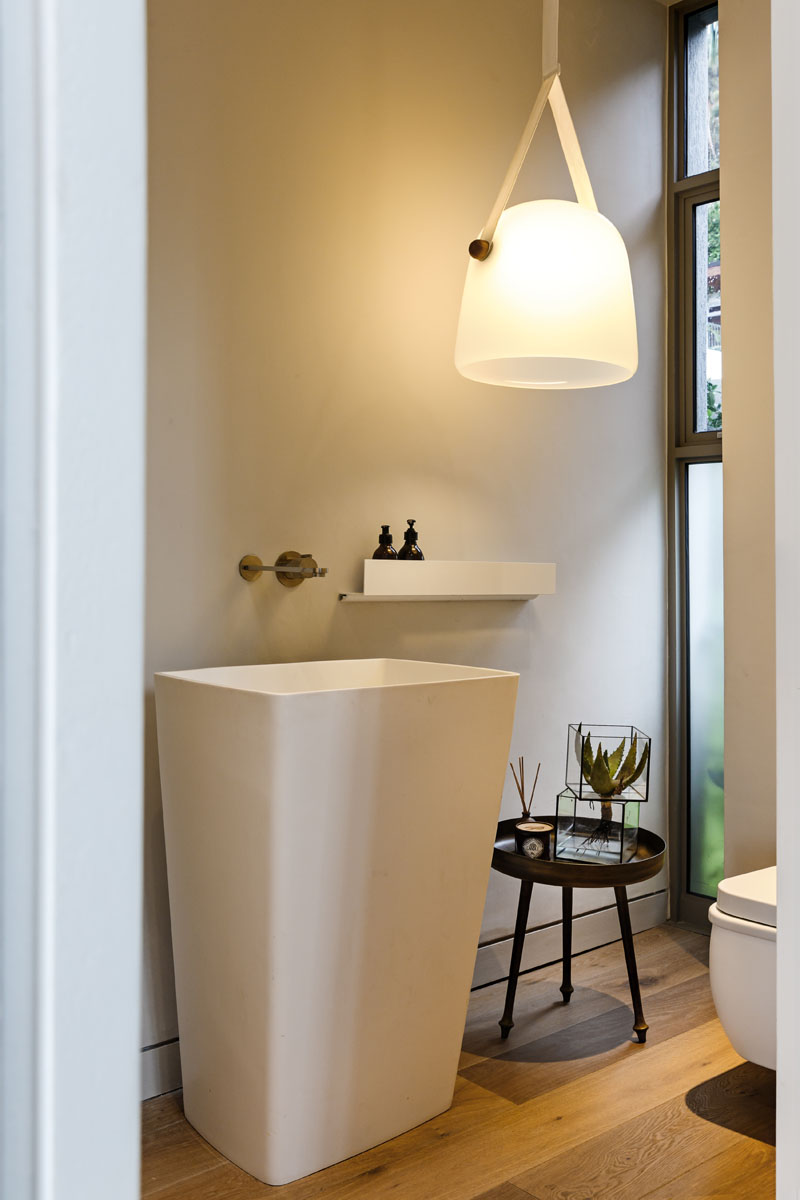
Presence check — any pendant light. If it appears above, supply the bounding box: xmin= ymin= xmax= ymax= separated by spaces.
xmin=455 ymin=0 xmax=638 ymax=390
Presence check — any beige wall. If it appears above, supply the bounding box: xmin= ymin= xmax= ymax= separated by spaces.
xmin=145 ymin=0 xmax=667 ymax=1058
xmin=719 ymin=0 xmax=776 ymax=875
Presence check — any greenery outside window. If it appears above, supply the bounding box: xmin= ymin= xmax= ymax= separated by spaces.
xmin=669 ymin=2 xmax=723 ymax=925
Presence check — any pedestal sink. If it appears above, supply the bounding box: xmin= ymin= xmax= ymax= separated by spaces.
xmin=154 ymin=658 xmax=518 ymax=1185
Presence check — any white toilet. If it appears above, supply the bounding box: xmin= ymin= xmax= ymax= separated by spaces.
xmin=708 ymin=865 xmax=776 ymax=1070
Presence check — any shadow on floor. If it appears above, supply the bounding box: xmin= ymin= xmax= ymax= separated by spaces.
xmin=493 ymin=988 xmax=641 ymax=1062
xmin=685 ymin=1062 xmax=776 ymax=1146
xmin=671 ymin=925 xmax=710 ymax=964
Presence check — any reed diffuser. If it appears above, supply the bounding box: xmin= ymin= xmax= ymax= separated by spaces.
xmin=510 ymin=756 xmax=553 ymax=860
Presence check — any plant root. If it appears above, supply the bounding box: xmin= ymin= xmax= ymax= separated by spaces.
xmin=584 ymin=819 xmax=614 ymax=848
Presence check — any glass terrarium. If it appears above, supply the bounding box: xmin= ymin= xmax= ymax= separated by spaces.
xmin=555 ymin=787 xmax=641 ymax=864
xmin=556 ymin=724 xmax=652 ymax=864
xmin=565 ymin=724 xmax=651 ymax=804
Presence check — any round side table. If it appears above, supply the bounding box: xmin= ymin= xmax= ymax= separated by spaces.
xmin=491 ymin=817 xmax=666 ymax=1043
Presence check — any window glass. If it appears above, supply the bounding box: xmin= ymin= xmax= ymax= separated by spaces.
xmin=693 ymin=200 xmax=721 ymax=432
xmin=687 ymin=461 xmax=724 ymax=898
xmin=685 ymin=7 xmax=719 ymax=176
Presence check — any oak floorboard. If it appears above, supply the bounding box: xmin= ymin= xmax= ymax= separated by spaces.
xmin=141 ymin=1112 xmax=226 ymax=1197
xmin=461 ymin=972 xmax=715 ymax=1106
xmin=638 ymin=1137 xmax=775 ymax=1199
xmin=141 ymin=1090 xmax=184 ymax=1139
xmin=511 ymin=1061 xmax=775 ymax=1200
xmin=472 ymin=1186 xmax=533 ymax=1200
xmin=145 ymin=1162 xmax=267 ymax=1200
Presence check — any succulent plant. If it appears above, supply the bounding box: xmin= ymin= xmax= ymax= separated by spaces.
xmin=575 ymin=726 xmax=649 ymax=800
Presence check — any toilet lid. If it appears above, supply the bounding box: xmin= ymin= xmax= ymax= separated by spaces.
xmin=717 ymin=866 xmax=777 ymax=928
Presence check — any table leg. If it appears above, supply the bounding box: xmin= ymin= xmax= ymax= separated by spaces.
xmin=499 ymin=879 xmax=533 ymax=1039
xmin=560 ymin=886 xmax=574 ymax=1003
xmin=614 ymin=885 xmax=648 ymax=1043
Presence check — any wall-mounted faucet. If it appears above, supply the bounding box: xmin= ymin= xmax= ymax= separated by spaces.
xmin=238 ymin=550 xmax=328 ymax=589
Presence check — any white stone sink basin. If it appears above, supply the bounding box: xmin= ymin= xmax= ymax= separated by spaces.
xmin=154 ymin=657 xmax=518 ymax=1185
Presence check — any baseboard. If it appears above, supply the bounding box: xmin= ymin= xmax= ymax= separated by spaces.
xmin=141 ymin=1039 xmax=182 ymax=1101
xmin=471 ymin=889 xmax=668 ymax=989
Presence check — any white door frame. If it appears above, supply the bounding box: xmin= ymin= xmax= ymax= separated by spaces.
xmin=0 ymin=2 xmax=147 ymax=1198
xmin=772 ymin=3 xmax=800 ymax=1197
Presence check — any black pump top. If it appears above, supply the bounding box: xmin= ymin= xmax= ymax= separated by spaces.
xmin=403 ymin=519 xmax=418 ymax=543
xmin=378 ymin=525 xmax=393 ymax=545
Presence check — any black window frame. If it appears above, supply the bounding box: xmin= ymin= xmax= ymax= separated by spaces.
xmin=668 ymin=0 xmax=722 ymax=929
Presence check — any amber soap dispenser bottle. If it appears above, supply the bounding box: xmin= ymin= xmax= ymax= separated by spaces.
xmin=372 ymin=525 xmax=398 ymax=559
xmin=397 ymin=519 xmax=424 ymax=560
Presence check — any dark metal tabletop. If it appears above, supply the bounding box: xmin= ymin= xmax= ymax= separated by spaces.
xmin=492 ymin=816 xmax=666 ymax=888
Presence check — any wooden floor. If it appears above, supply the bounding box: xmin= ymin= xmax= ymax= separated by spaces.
xmin=141 ymin=925 xmax=775 ymax=1199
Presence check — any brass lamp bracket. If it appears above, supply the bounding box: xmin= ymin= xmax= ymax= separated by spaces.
xmin=468 ymin=239 xmax=492 ymax=262
xmin=238 ymin=551 xmax=328 ymax=588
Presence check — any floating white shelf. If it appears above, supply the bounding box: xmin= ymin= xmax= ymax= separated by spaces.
xmin=339 ymin=560 xmax=556 ymax=603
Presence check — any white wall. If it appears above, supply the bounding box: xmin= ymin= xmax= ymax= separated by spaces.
xmin=719 ymin=0 xmax=776 ymax=877
xmin=144 ymin=0 xmax=667 ymax=1083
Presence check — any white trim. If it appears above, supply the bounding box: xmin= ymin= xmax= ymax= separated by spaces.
xmin=1 ymin=1 xmax=41 ymax=1188
xmin=0 ymin=2 xmax=147 ymax=1197
xmin=141 ymin=1043 xmax=183 ymax=1102
xmin=772 ymin=1 xmax=800 ymax=1195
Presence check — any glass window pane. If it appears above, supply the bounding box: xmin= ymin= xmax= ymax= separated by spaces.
xmin=687 ymin=461 xmax=724 ymax=898
xmin=694 ymin=199 xmax=722 ymax=432
xmin=685 ymin=6 xmax=719 ymax=176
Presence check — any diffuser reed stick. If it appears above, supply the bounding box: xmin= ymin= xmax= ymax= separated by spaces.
xmin=509 ymin=756 xmax=541 ymax=817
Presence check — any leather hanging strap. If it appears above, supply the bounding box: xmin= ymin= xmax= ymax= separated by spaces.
xmin=474 ymin=69 xmax=559 ymax=253
xmin=542 ymin=0 xmax=559 ymax=77
xmin=548 ymin=75 xmax=597 ymax=212
xmin=469 ymin=0 xmax=598 ymax=259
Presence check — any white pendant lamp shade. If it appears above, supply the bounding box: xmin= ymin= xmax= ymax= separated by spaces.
xmin=455 ymin=0 xmax=638 ymax=392
xmin=455 ymin=199 xmax=638 ymax=389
